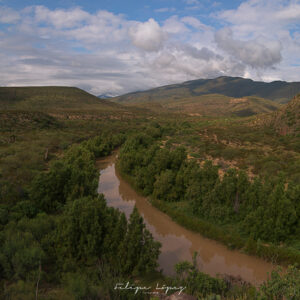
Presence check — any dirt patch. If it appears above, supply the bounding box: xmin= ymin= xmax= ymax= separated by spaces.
xmin=230 ymin=97 xmax=248 ymax=104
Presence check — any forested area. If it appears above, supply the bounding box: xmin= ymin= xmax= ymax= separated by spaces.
xmin=118 ymin=132 xmax=300 ymax=277
xmin=0 ymin=134 xmax=161 ymax=299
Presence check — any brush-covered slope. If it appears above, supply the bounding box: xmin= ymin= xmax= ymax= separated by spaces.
xmin=113 ymin=76 xmax=300 ymax=104
xmin=0 ymin=111 xmax=60 ymax=132
xmin=122 ymin=93 xmax=280 ymax=117
xmin=162 ymin=94 xmax=279 ymax=117
xmin=270 ymin=94 xmax=300 ymax=135
xmin=0 ymin=86 xmax=123 ymax=112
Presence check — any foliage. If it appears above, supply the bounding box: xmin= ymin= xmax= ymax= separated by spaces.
xmin=173 ymin=253 xmax=227 ymax=298
xmin=0 ymin=133 xmax=160 ymax=299
xmin=118 ymin=134 xmax=300 ymax=246
xmin=260 ymin=265 xmax=300 ymax=299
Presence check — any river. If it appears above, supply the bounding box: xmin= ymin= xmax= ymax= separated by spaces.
xmin=96 ymin=152 xmax=275 ymax=285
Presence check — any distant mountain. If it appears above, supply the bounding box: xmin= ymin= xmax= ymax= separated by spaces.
xmin=112 ymin=76 xmax=300 ymax=105
xmin=98 ymin=94 xmax=114 ymax=99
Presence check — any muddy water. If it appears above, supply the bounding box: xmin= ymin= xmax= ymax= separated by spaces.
xmin=97 ymin=153 xmax=275 ymax=285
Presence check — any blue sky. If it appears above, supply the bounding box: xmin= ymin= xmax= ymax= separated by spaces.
xmin=0 ymin=0 xmax=244 ymax=22
xmin=0 ymin=0 xmax=299 ymax=95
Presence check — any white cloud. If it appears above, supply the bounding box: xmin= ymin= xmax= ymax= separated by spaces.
xmin=0 ymin=6 xmax=20 ymax=23
xmin=155 ymin=7 xmax=176 ymax=13
xmin=181 ymin=16 xmax=211 ymax=31
xmin=184 ymin=0 xmax=200 ymax=5
xmin=34 ymin=6 xmax=89 ymax=29
xmin=216 ymin=0 xmax=300 ymax=36
xmin=163 ymin=16 xmax=189 ymax=34
xmin=214 ymin=0 xmax=300 ymax=80
xmin=215 ymin=27 xmax=282 ymax=69
xmin=274 ymin=3 xmax=300 ymax=22
xmin=0 ymin=2 xmax=299 ymax=96
xmin=129 ymin=18 xmax=166 ymax=52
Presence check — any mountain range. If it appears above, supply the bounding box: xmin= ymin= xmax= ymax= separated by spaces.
xmin=112 ymin=76 xmax=300 ymax=103
xmin=109 ymin=76 xmax=300 ymax=117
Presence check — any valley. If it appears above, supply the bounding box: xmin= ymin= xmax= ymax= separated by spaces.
xmin=0 ymin=80 xmax=299 ymax=299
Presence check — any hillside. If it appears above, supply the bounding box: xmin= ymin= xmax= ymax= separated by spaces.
xmin=269 ymin=94 xmax=300 ymax=135
xmin=0 ymin=86 xmax=123 ymax=113
xmin=122 ymin=93 xmax=280 ymax=117
xmin=112 ymin=76 xmax=300 ymax=105
xmin=156 ymin=94 xmax=279 ymax=117
xmin=0 ymin=111 xmax=60 ymax=132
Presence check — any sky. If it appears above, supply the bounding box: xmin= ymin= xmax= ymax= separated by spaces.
xmin=0 ymin=0 xmax=300 ymax=96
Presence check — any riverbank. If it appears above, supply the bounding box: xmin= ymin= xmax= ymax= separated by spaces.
xmin=150 ymin=198 xmax=300 ymax=267
xmin=115 ymin=132 xmax=300 ymax=271
xmin=96 ymin=155 xmax=276 ymax=285
xmin=115 ymin=158 xmax=300 ymax=270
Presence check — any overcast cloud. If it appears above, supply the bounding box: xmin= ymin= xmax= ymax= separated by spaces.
xmin=0 ymin=0 xmax=299 ymax=95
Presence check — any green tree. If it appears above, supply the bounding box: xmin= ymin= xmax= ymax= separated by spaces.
xmin=56 ymin=195 xmax=109 ymax=266
xmin=119 ymin=206 xmax=160 ymax=276
xmin=260 ymin=265 xmax=300 ymax=300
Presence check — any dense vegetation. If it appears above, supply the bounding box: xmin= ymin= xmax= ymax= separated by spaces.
xmin=0 ymin=134 xmax=162 ymax=299
xmin=173 ymin=256 xmax=300 ymax=299
xmin=118 ymin=132 xmax=300 ymax=265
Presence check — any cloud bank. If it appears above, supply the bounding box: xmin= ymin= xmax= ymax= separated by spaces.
xmin=0 ymin=0 xmax=299 ymax=95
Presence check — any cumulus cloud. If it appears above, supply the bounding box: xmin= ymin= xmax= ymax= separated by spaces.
xmin=214 ymin=0 xmax=300 ymax=81
xmin=149 ymin=44 xmax=245 ymax=82
xmin=129 ymin=18 xmax=166 ymax=51
xmin=216 ymin=0 xmax=300 ymax=36
xmin=215 ymin=28 xmax=282 ymax=69
xmin=175 ymin=43 xmax=223 ymax=61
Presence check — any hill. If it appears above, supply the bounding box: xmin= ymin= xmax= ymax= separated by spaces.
xmin=269 ymin=94 xmax=300 ymax=136
xmin=112 ymin=76 xmax=300 ymax=105
xmin=0 ymin=86 xmax=123 ymax=113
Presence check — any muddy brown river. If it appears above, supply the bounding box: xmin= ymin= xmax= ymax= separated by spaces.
xmin=97 ymin=152 xmax=275 ymax=285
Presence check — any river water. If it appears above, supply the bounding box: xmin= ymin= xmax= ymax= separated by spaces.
xmin=97 ymin=152 xmax=275 ymax=285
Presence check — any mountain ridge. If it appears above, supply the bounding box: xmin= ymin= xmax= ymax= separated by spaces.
xmin=112 ymin=76 xmax=300 ymax=104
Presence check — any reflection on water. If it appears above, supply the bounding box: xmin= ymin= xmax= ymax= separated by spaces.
xmin=97 ymin=153 xmax=275 ymax=285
